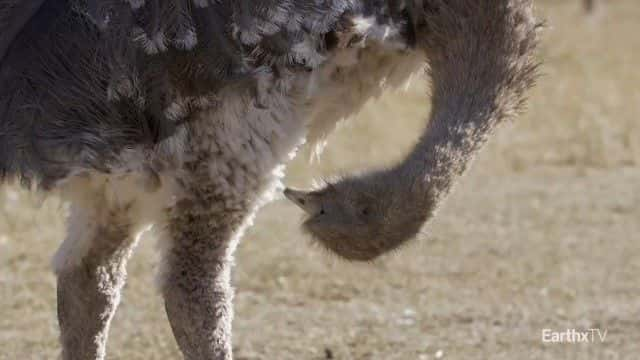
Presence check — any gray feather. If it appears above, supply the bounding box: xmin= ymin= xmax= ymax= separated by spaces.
xmin=0 ymin=0 xmax=382 ymax=188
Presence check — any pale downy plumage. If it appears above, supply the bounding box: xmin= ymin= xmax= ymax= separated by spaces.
xmin=0 ymin=0 xmax=538 ymax=359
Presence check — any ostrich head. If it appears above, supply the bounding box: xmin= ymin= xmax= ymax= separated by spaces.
xmin=285 ymin=170 xmax=432 ymax=261
xmin=286 ymin=0 xmax=540 ymax=261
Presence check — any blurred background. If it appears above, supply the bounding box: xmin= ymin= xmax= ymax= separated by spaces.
xmin=1 ymin=1 xmax=639 ymax=359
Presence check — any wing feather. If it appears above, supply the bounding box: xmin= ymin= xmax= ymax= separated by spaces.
xmin=0 ymin=0 xmax=47 ymax=66
xmin=0 ymin=0 xmax=356 ymax=187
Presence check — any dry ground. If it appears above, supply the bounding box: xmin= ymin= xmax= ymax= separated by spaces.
xmin=1 ymin=1 xmax=640 ymax=359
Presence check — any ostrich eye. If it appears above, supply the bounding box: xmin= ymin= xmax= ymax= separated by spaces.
xmin=319 ymin=208 xmax=326 ymax=215
xmin=361 ymin=207 xmax=370 ymax=216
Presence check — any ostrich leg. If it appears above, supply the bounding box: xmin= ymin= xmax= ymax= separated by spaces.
xmin=158 ymin=60 xmax=304 ymax=359
xmin=161 ymin=173 xmax=249 ymax=360
xmin=53 ymin=179 xmax=138 ymax=360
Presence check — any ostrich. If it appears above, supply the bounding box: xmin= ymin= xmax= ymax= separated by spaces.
xmin=584 ymin=0 xmax=597 ymax=13
xmin=0 ymin=1 xmax=539 ymax=359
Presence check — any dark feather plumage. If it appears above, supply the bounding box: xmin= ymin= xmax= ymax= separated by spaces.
xmin=0 ymin=0 xmax=46 ymax=64
xmin=0 ymin=0 xmax=357 ymax=188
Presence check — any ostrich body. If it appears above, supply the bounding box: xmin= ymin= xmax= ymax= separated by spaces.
xmin=584 ymin=0 xmax=597 ymax=13
xmin=0 ymin=0 xmax=538 ymax=359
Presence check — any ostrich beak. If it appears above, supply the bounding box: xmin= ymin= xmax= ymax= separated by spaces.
xmin=284 ymin=188 xmax=320 ymax=215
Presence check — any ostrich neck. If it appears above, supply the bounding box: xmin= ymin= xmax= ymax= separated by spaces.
xmin=403 ymin=91 xmax=498 ymax=199
xmin=386 ymin=1 xmax=539 ymax=216
xmin=394 ymin=53 xmax=519 ymax=212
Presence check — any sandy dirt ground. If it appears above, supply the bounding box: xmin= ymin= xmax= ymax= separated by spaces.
xmin=1 ymin=1 xmax=639 ymax=359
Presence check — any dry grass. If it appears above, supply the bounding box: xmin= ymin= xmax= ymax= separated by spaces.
xmin=2 ymin=1 xmax=640 ymax=359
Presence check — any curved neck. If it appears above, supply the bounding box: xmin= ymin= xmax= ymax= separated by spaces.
xmin=400 ymin=76 xmax=506 ymax=201
xmin=393 ymin=0 xmax=539 ymax=210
